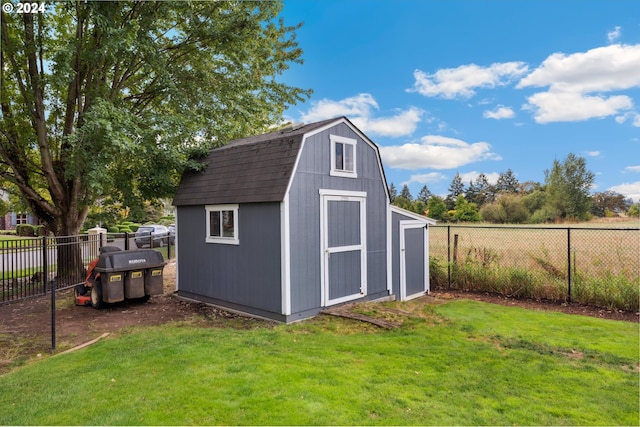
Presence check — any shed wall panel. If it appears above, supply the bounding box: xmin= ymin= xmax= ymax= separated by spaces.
xmin=288 ymin=123 xmax=388 ymax=314
xmin=176 ymin=203 xmax=282 ymax=314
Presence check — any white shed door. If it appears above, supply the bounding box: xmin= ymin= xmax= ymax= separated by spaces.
xmin=320 ymin=192 xmax=367 ymax=306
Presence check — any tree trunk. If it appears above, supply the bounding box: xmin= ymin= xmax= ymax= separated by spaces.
xmin=51 ymin=205 xmax=89 ymax=287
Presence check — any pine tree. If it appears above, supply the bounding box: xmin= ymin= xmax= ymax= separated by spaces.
xmin=417 ymin=185 xmax=432 ymax=203
xmin=445 ymin=173 xmax=465 ymax=210
xmin=388 ymin=183 xmax=398 ymax=203
xmin=400 ymin=184 xmax=413 ymax=201
xmin=496 ymin=169 xmax=519 ymax=194
xmin=474 ymin=173 xmax=493 ymax=206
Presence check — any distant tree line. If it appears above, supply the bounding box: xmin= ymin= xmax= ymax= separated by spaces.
xmin=389 ymin=153 xmax=639 ymax=223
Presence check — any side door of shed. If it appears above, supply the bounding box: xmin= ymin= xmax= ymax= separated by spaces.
xmin=320 ymin=190 xmax=367 ymax=306
xmin=399 ymin=221 xmax=428 ymax=300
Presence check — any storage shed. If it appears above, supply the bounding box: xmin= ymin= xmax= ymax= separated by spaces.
xmin=172 ymin=117 xmax=435 ymax=322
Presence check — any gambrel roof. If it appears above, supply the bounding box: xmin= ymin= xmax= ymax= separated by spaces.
xmin=173 ymin=118 xmax=339 ymax=206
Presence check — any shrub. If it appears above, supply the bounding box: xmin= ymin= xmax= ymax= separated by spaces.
xmin=16 ymin=224 xmax=36 ymax=237
xmin=108 ymin=226 xmax=119 ymax=233
xmin=35 ymin=225 xmax=49 ymax=236
xmin=429 ymin=256 xmax=448 ymax=290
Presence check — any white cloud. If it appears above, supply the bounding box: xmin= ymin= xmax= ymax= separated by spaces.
xmin=608 ymin=181 xmax=640 ymax=202
xmin=379 ymin=135 xmax=502 ymax=170
xmin=299 ymin=93 xmax=424 ymax=137
xmin=522 ymin=91 xmax=633 ymax=123
xmin=353 ymin=107 xmax=425 ymax=138
xmin=402 ymin=172 xmax=447 ymax=186
xmin=483 ymin=105 xmax=515 ymax=119
xmin=409 ymin=62 xmax=529 ymax=99
xmin=624 ymin=166 xmax=640 ymax=173
xmin=518 ymin=44 xmax=640 ymax=123
xmin=301 ymin=93 xmax=379 ymax=122
xmin=518 ymin=44 xmax=640 ymax=93
xmin=615 ymin=111 xmax=640 ymax=127
xmin=607 ymin=26 xmax=622 ymax=43
xmin=585 ymin=151 xmax=601 ymax=157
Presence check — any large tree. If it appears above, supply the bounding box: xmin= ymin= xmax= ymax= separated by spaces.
xmin=544 ymin=153 xmax=595 ymax=220
xmin=0 ymin=1 xmax=310 ymax=237
xmin=445 ymin=172 xmax=465 ymax=210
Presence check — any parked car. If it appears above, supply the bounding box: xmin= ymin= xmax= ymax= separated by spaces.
xmin=168 ymin=224 xmax=176 ymax=245
xmin=134 ymin=224 xmax=170 ymax=248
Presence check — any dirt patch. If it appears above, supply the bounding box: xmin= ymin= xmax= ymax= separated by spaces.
xmin=1 ymin=262 xmax=637 ymax=373
xmin=0 ymin=260 xmax=268 ymax=373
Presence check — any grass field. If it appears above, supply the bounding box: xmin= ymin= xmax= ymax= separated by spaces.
xmin=0 ymin=299 xmax=637 ymax=426
xmin=429 ymin=223 xmax=639 ymax=311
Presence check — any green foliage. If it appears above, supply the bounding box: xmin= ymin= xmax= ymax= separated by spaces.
xmin=544 ymin=153 xmax=595 ymax=220
xmin=392 ymin=196 xmax=412 ymax=211
xmin=107 ymin=226 xmax=119 ymax=233
xmin=0 ymin=1 xmax=310 ymax=235
xmin=453 ymin=195 xmax=480 ymax=222
xmin=417 ymin=185 xmax=432 ymax=203
xmin=521 ymin=189 xmax=546 ymax=214
xmin=591 ymin=190 xmax=629 ymax=217
xmin=426 ymin=196 xmax=447 ymax=221
xmin=0 ymin=198 xmax=8 ymax=217
xmin=388 ymin=183 xmax=397 ymax=203
xmin=429 ymin=256 xmax=447 ymax=288
xmin=399 ymin=184 xmax=413 ymax=201
xmin=529 ymin=207 xmax=557 ymax=224
xmin=495 ymin=169 xmax=519 ymax=194
xmin=628 ymin=203 xmax=640 ymax=218
xmin=445 ymin=172 xmax=465 ymax=210
xmin=15 ymin=224 xmax=36 ymax=237
xmin=480 ymin=194 xmax=529 ymax=224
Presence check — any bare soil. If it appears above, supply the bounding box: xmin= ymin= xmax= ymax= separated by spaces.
xmin=1 ymin=260 xmax=637 ymax=373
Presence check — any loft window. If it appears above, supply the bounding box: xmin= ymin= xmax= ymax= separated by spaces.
xmin=205 ymin=204 xmax=239 ymax=245
xmin=330 ymin=135 xmax=357 ymax=178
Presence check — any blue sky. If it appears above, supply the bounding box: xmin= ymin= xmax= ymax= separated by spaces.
xmin=279 ymin=0 xmax=640 ymax=202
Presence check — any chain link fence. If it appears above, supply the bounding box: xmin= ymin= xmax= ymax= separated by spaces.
xmin=429 ymin=225 xmax=640 ymax=312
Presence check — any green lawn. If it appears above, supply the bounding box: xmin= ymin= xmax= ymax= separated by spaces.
xmin=0 ymin=299 xmax=637 ymax=425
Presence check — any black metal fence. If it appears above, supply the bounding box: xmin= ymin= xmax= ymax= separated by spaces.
xmin=0 ymin=232 xmax=175 ymax=304
xmin=429 ymin=225 xmax=640 ymax=311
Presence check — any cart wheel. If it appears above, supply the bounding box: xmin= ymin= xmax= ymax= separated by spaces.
xmin=91 ymin=280 xmax=104 ymax=309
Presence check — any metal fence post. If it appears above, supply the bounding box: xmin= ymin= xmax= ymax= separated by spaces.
xmin=124 ymin=232 xmax=129 ymax=251
xmin=43 ymin=236 xmax=55 ymax=351
xmin=447 ymin=225 xmax=451 ymax=289
xmin=567 ymin=228 xmax=572 ymax=304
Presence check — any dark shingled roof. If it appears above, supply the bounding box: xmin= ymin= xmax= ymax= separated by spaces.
xmin=173 ymin=118 xmax=339 ymax=206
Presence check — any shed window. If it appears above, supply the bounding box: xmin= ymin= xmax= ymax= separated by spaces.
xmin=330 ymin=135 xmax=357 ymax=178
xmin=205 ymin=205 xmax=239 ymax=245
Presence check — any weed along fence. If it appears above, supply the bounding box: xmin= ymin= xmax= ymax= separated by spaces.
xmin=429 ymin=225 xmax=640 ymax=312
xmin=0 ymin=231 xmax=175 ymax=304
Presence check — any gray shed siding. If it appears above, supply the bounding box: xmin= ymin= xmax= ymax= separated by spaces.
xmin=176 ymin=202 xmax=283 ymax=318
xmin=288 ymin=123 xmax=389 ymax=315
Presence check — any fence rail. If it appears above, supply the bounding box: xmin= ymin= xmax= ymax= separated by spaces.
xmin=429 ymin=225 xmax=640 ymax=311
xmin=0 ymin=232 xmax=174 ymax=304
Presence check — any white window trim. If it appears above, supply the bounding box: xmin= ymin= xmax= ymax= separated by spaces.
xmin=205 ymin=204 xmax=239 ymax=245
xmin=330 ymin=134 xmax=357 ymax=178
